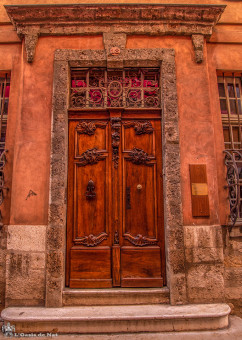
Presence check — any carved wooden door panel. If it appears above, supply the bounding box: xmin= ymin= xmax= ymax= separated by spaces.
xmin=119 ymin=118 xmax=165 ymax=287
xmin=66 ymin=118 xmax=112 ymax=288
xmin=66 ymin=113 xmax=165 ymax=288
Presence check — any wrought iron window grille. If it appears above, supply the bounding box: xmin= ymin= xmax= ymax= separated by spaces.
xmin=0 ymin=73 xmax=10 ymax=229
xmin=224 ymin=150 xmax=242 ymax=229
xmin=70 ymin=68 xmax=161 ymax=109
xmin=218 ymin=72 xmax=242 ymax=228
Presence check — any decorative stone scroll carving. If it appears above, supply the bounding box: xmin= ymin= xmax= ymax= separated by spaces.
xmin=192 ymin=35 xmax=204 ymax=63
xmin=24 ymin=34 xmax=39 ymax=63
xmin=5 ymin=4 xmax=225 ymax=63
xmin=124 ymin=232 xmax=158 ymax=247
xmin=103 ymin=33 xmax=127 ymax=68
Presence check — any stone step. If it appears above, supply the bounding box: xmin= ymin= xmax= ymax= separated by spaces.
xmin=1 ymin=304 xmax=230 ymax=334
xmin=63 ymin=287 xmax=170 ymax=306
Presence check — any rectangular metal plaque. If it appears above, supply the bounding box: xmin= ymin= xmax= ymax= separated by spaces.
xmin=192 ymin=183 xmax=208 ymax=196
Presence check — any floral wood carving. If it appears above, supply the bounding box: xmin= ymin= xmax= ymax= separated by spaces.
xmin=78 ymin=148 xmax=105 ymax=166
xmin=124 ymin=233 xmax=158 ymax=247
xmin=111 ymin=117 xmax=121 ymax=168
xmin=76 ymin=120 xmax=107 ymax=135
xmin=77 ymin=232 xmax=108 ymax=247
xmin=123 ymin=121 xmax=154 ymax=135
xmin=126 ymin=147 xmax=154 ymax=165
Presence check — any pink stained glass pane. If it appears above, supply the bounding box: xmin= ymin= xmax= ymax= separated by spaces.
xmin=5 ymin=85 xmax=10 ymax=98
xmin=71 ymin=70 xmax=87 ymax=88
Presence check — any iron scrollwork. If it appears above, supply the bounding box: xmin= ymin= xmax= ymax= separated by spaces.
xmin=78 ymin=148 xmax=106 ymax=166
xmin=70 ymin=68 xmax=160 ymax=109
xmin=0 ymin=150 xmax=8 ymax=229
xmin=224 ymin=150 xmax=242 ymax=229
xmin=111 ymin=117 xmax=121 ymax=168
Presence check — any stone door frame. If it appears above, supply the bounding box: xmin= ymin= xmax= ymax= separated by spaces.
xmin=47 ymin=41 xmax=187 ymax=307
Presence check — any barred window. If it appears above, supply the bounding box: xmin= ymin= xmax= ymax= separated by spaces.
xmin=0 ymin=72 xmax=10 ymax=155
xmin=217 ymin=71 xmax=242 ymax=149
xmin=218 ymin=72 xmax=242 ymax=225
xmin=70 ymin=68 xmax=160 ymax=109
xmin=0 ymin=72 xmax=10 ymax=227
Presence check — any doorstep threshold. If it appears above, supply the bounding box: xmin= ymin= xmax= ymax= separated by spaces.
xmin=62 ymin=287 xmax=170 ymax=306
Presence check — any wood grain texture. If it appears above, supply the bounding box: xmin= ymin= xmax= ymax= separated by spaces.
xmin=112 ymin=245 xmax=121 ymax=287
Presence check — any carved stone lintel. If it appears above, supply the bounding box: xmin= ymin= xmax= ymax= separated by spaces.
xmin=124 ymin=233 xmax=158 ymax=247
xmin=111 ymin=117 xmax=121 ymax=168
xmin=5 ymin=5 xmax=225 ymax=63
xmin=77 ymin=232 xmax=108 ymax=247
xmin=192 ymin=34 xmax=204 ymax=64
xmin=25 ymin=34 xmax=39 ymax=63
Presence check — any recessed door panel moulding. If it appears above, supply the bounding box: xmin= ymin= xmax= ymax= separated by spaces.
xmin=4 ymin=4 xmax=225 ymax=63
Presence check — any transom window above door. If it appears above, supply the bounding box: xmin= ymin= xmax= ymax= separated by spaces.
xmin=70 ymin=68 xmax=160 ymax=109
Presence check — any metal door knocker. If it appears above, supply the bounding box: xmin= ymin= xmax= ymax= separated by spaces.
xmin=85 ymin=180 xmax=96 ymax=199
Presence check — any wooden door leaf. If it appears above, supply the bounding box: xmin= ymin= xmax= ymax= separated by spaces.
xmin=124 ymin=233 xmax=158 ymax=247
xmin=78 ymin=148 xmax=106 ymax=166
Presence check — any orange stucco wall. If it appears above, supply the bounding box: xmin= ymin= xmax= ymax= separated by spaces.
xmin=127 ymin=35 xmax=228 ymax=226
xmin=0 ymin=0 xmax=241 ymax=227
xmin=6 ymin=36 xmax=103 ymax=225
xmin=2 ymin=32 xmax=241 ymax=227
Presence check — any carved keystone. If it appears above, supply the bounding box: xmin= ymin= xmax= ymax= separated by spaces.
xmin=103 ymin=33 xmax=127 ymax=68
xmin=192 ymin=34 xmax=204 ymax=64
xmin=25 ymin=34 xmax=39 ymax=63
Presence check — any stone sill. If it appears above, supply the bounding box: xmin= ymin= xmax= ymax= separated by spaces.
xmin=228 ymin=224 xmax=242 ymax=238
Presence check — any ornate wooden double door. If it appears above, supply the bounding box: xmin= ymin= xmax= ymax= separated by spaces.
xmin=66 ymin=110 xmax=165 ymax=288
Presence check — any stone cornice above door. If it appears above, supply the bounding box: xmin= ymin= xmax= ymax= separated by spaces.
xmin=4 ymin=4 xmax=226 ymax=63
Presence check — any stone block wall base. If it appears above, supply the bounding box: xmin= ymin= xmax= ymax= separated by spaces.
xmin=1 ymin=304 xmax=230 ymax=334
